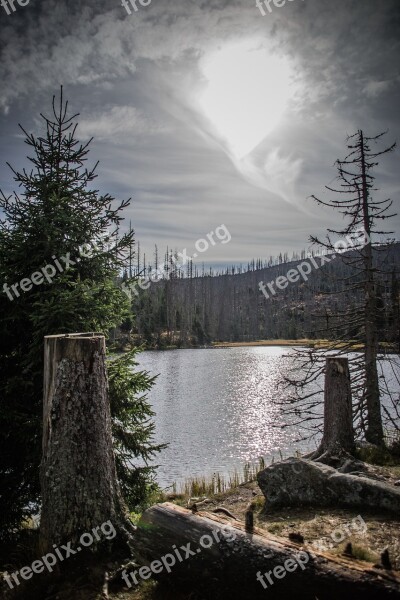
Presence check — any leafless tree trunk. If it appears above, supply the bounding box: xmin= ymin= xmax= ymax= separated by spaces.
xmin=277 ymin=130 xmax=397 ymax=447
xmin=360 ymin=131 xmax=384 ymax=445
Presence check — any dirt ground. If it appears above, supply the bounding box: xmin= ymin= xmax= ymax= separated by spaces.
xmin=2 ymin=464 xmax=400 ymax=600
xmin=109 ymin=462 xmax=400 ymax=600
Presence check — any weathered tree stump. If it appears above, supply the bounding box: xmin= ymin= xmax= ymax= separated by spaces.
xmin=311 ymin=357 xmax=355 ymax=462
xmin=40 ymin=333 xmax=135 ymax=554
xmin=133 ymin=503 xmax=400 ymax=599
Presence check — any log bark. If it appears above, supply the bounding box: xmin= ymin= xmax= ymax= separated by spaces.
xmin=40 ymin=333 xmax=135 ymax=554
xmin=312 ymin=357 xmax=355 ymax=462
xmin=134 ymin=502 xmax=400 ymax=599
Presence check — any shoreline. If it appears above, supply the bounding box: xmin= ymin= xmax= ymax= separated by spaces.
xmin=121 ymin=338 xmax=398 ymax=354
xmin=210 ymin=339 xmax=312 ymax=348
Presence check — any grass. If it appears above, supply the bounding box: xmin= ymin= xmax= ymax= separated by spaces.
xmin=168 ymin=457 xmax=266 ymax=502
xmin=355 ymin=429 xmax=400 ymax=466
xmin=266 ymin=522 xmax=285 ymax=535
xmin=345 ymin=543 xmax=379 ymax=563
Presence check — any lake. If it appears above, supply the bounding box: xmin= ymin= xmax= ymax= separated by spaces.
xmin=136 ymin=346 xmax=318 ymax=489
xmin=136 ymin=346 xmax=400 ymax=490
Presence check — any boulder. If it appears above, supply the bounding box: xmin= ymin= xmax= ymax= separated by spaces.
xmin=257 ymin=458 xmax=400 ymax=514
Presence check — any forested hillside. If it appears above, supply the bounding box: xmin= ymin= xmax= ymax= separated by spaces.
xmin=125 ymin=243 xmax=400 ymax=347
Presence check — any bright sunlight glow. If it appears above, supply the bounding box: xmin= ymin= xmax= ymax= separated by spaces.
xmin=198 ymin=40 xmax=294 ymax=159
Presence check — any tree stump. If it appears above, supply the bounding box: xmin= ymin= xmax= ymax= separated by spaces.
xmin=312 ymin=357 xmax=355 ymax=463
xmin=40 ymin=333 xmax=135 ymax=555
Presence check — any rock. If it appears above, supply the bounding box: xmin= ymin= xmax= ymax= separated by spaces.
xmin=394 ymin=480 xmax=400 ymax=487
xmin=257 ymin=458 xmax=400 ymax=514
xmin=337 ymin=458 xmax=367 ymax=474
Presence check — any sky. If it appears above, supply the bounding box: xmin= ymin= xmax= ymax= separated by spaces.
xmin=0 ymin=0 xmax=399 ymax=269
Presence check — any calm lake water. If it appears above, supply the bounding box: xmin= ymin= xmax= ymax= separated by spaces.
xmin=136 ymin=346 xmax=399 ymax=489
xmin=136 ymin=346 xmax=317 ymax=489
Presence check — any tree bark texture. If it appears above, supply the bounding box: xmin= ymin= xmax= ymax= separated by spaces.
xmin=40 ymin=333 xmax=134 ymax=554
xmin=314 ymin=357 xmax=355 ymax=460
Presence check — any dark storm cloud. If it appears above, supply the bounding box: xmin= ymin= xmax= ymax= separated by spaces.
xmin=0 ymin=0 xmax=399 ymax=265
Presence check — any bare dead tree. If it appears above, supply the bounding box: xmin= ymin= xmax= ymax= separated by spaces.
xmin=277 ymin=130 xmax=398 ymax=450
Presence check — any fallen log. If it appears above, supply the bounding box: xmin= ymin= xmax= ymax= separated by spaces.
xmin=134 ymin=502 xmax=400 ymax=599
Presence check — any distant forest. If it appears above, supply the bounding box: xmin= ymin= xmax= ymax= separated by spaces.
xmin=121 ymin=243 xmax=400 ymax=347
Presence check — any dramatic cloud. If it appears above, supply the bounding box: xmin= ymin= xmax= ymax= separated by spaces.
xmin=0 ymin=0 xmax=399 ymax=265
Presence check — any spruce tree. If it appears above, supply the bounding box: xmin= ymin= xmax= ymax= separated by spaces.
xmin=0 ymin=89 xmax=162 ymax=538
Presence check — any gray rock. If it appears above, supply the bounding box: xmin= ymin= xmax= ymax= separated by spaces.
xmin=337 ymin=458 xmax=367 ymax=474
xmin=257 ymin=458 xmax=400 ymax=514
